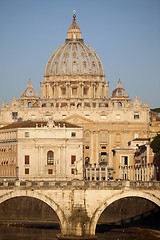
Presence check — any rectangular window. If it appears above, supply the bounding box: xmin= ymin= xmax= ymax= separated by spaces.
xmin=72 ymin=88 xmax=77 ymax=95
xmin=45 ymin=115 xmax=51 ymax=120
xmin=12 ymin=112 xmax=18 ymax=119
xmin=25 ymin=132 xmax=30 ymax=138
xmin=101 ymin=133 xmax=106 ymax=143
xmin=85 ymin=135 xmax=89 ymax=143
xmin=62 ymin=115 xmax=66 ymax=119
xmin=25 ymin=168 xmax=29 ymax=174
xmin=101 ymin=152 xmax=107 ymax=155
xmin=48 ymin=169 xmax=53 ymax=174
xmin=134 ymin=133 xmax=139 ymax=139
xmin=101 ymin=115 xmax=107 ymax=120
xmin=85 ymin=115 xmax=89 ymax=119
xmin=71 ymin=155 xmax=76 ymax=164
xmin=71 ymin=169 xmax=75 ymax=174
xmin=62 ymin=88 xmax=66 ymax=95
xmin=123 ymin=156 xmax=128 ymax=165
xmin=84 ymin=88 xmax=87 ymax=95
xmin=25 ymin=155 xmax=29 ymax=164
xmin=101 ymin=146 xmax=106 ymax=149
xmin=134 ymin=114 xmax=139 ymax=119
xmin=71 ymin=132 xmax=76 ymax=137
xmin=116 ymin=114 xmax=120 ymax=120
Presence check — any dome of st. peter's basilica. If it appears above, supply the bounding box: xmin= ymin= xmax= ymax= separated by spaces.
xmin=44 ymin=14 xmax=105 ymax=79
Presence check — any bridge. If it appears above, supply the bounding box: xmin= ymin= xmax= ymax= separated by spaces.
xmin=0 ymin=180 xmax=160 ymax=239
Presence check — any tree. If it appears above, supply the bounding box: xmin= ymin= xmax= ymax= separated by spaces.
xmin=150 ymin=135 xmax=160 ymax=155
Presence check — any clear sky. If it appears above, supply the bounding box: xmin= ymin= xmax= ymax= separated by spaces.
xmin=0 ymin=0 xmax=160 ymax=109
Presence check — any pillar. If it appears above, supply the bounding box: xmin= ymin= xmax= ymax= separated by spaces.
xmin=40 ymin=146 xmax=44 ymax=176
xmin=95 ymin=131 xmax=99 ymax=164
xmin=66 ymin=83 xmax=71 ymax=99
xmin=48 ymin=83 xmax=53 ymax=99
xmin=40 ymin=83 xmax=45 ymax=99
xmin=90 ymin=131 xmax=94 ymax=165
xmin=81 ymin=83 xmax=84 ymax=99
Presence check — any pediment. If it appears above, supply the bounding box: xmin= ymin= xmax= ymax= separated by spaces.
xmin=132 ymin=96 xmax=143 ymax=108
xmin=7 ymin=97 xmax=20 ymax=108
xmin=64 ymin=114 xmax=95 ymax=126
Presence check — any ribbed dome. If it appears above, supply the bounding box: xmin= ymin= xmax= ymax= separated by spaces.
xmin=44 ymin=14 xmax=104 ymax=79
xmin=45 ymin=42 xmax=104 ymax=77
xmin=111 ymin=79 xmax=129 ymax=98
xmin=21 ymin=80 xmax=39 ymax=99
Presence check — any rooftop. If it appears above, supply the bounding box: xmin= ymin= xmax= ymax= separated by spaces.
xmin=0 ymin=120 xmax=80 ymax=130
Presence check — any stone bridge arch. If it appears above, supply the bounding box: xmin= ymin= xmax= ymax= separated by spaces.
xmin=90 ymin=190 xmax=160 ymax=235
xmin=0 ymin=190 xmax=67 ymax=235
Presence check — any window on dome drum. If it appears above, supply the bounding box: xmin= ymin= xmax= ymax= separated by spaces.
xmin=25 ymin=168 xmax=29 ymax=174
xmin=48 ymin=169 xmax=53 ymax=174
xmin=28 ymin=102 xmax=32 ymax=107
xmin=25 ymin=155 xmax=29 ymax=165
xmin=72 ymin=88 xmax=77 ymax=95
xmin=62 ymin=88 xmax=66 ymax=95
xmin=12 ymin=112 xmax=18 ymax=120
xmin=134 ymin=114 xmax=139 ymax=119
xmin=84 ymin=88 xmax=87 ymax=95
xmin=47 ymin=151 xmax=54 ymax=165
xmin=71 ymin=155 xmax=76 ymax=164
xmin=118 ymin=102 xmax=122 ymax=107
xmin=71 ymin=132 xmax=76 ymax=137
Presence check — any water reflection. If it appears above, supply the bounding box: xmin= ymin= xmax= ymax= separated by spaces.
xmin=0 ymin=225 xmax=160 ymax=240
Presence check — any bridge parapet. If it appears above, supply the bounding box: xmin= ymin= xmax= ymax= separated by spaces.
xmin=0 ymin=180 xmax=160 ymax=190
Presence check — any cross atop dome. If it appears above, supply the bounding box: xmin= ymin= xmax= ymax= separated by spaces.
xmin=67 ymin=11 xmax=82 ymax=41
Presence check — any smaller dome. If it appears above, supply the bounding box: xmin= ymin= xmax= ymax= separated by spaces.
xmin=111 ymin=79 xmax=129 ymax=98
xmin=21 ymin=80 xmax=39 ymax=99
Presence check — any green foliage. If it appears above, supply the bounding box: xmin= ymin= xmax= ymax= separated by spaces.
xmin=150 ymin=135 xmax=160 ymax=154
xmin=151 ymin=108 xmax=160 ymax=113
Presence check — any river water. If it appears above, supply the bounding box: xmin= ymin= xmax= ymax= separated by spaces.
xmin=0 ymin=224 xmax=160 ymax=240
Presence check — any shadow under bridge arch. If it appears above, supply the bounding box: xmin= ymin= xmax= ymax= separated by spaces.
xmin=0 ymin=190 xmax=67 ymax=235
xmin=90 ymin=190 xmax=160 ymax=235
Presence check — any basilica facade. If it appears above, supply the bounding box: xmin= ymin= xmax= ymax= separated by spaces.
xmin=0 ymin=14 xmax=152 ymax=181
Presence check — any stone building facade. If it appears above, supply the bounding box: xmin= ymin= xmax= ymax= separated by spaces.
xmin=0 ymin=14 xmax=153 ymax=180
xmin=0 ymin=120 xmax=83 ymax=180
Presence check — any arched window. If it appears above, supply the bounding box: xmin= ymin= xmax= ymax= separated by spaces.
xmin=47 ymin=151 xmax=54 ymax=165
xmin=28 ymin=102 xmax=32 ymax=107
xmin=118 ymin=102 xmax=122 ymax=107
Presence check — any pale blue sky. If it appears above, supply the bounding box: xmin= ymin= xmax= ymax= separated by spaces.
xmin=0 ymin=0 xmax=160 ymax=109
